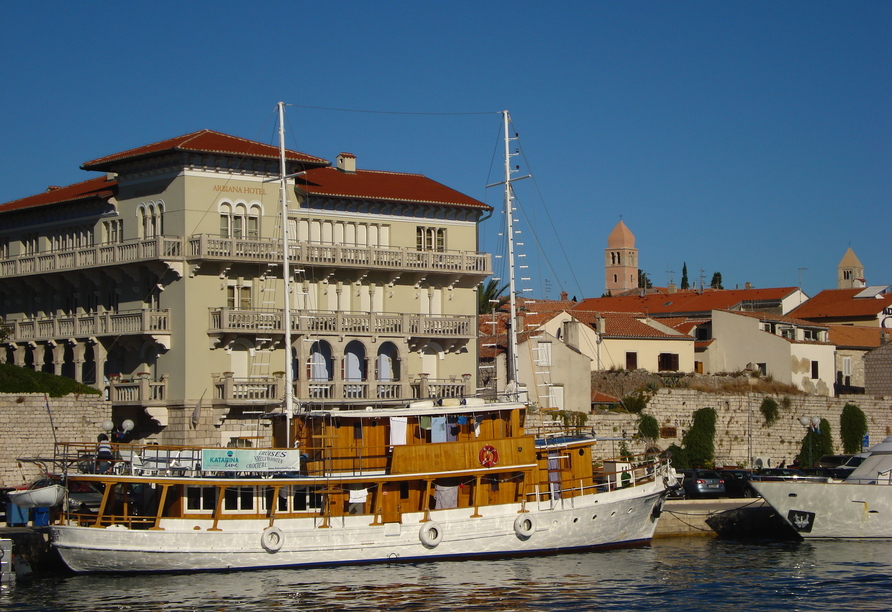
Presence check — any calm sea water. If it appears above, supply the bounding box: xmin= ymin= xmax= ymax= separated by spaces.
xmin=2 ymin=538 xmax=890 ymax=611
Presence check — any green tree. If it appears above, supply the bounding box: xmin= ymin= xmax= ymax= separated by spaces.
xmin=682 ymin=407 xmax=717 ymax=468
xmin=795 ymin=418 xmax=834 ymax=468
xmin=710 ymin=272 xmax=723 ymax=289
xmin=478 ymin=279 xmax=508 ymax=315
xmin=664 ymin=444 xmax=689 ymax=470
xmin=680 ymin=263 xmax=689 ymax=290
xmin=840 ymin=403 xmax=868 ymax=454
xmin=637 ymin=270 xmax=652 ymax=289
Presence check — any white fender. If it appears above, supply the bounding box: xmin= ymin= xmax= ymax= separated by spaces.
xmin=419 ymin=521 xmax=443 ymax=548
xmin=514 ymin=513 xmax=536 ymax=538
xmin=261 ymin=525 xmax=284 ymax=553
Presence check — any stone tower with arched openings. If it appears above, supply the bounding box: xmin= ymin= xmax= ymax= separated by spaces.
xmin=604 ymin=220 xmax=638 ymax=294
xmin=837 ymin=247 xmax=865 ymax=289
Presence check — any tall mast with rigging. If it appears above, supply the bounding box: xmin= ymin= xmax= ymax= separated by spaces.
xmin=277 ymin=101 xmax=294 ymax=446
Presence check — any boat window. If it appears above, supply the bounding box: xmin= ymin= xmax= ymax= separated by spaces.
xmin=224 ymin=486 xmax=255 ymax=512
xmin=185 ymin=486 xmax=217 ymax=512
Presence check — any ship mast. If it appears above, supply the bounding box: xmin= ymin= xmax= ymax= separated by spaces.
xmin=498 ymin=110 xmax=530 ymax=400
xmin=277 ymin=101 xmax=294 ymax=446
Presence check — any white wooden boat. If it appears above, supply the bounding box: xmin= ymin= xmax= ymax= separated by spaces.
xmin=752 ymin=436 xmax=892 ymax=538
xmin=8 ymin=482 xmax=66 ymax=509
xmin=44 ymin=107 xmax=673 ymax=573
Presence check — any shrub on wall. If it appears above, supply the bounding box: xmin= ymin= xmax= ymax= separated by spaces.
xmin=682 ymin=407 xmax=717 ymax=468
xmin=637 ymin=413 xmax=659 ymax=442
xmin=840 ymin=403 xmax=868 ymax=454
xmin=760 ymin=397 xmax=780 ymax=427
xmin=621 ymin=390 xmax=650 ymax=414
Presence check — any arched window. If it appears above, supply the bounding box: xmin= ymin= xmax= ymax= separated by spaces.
xmin=307 ymin=341 xmax=333 ymax=381
xmin=376 ymin=342 xmax=400 ymax=381
xmin=344 ymin=341 xmax=366 ymax=382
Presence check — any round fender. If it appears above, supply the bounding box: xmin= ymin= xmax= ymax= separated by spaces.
xmin=419 ymin=521 xmax=443 ymax=548
xmin=652 ymin=497 xmax=665 ymax=519
xmin=261 ymin=525 xmax=284 ymax=553
xmin=514 ymin=513 xmax=536 ymax=539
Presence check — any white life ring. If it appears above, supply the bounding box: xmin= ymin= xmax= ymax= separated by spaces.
xmin=261 ymin=526 xmax=284 ymax=553
xmin=514 ymin=513 xmax=536 ymax=539
xmin=419 ymin=521 xmax=443 ymax=548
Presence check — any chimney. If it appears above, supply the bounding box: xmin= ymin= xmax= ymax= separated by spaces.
xmin=595 ymin=313 xmax=606 ymax=335
xmin=667 ymin=282 xmax=677 ymax=294
xmin=336 ymin=152 xmax=356 ymax=173
xmin=560 ymin=291 xmax=568 ymax=301
xmin=562 ymin=319 xmax=581 ymax=351
xmin=745 ymin=281 xmax=753 ymax=290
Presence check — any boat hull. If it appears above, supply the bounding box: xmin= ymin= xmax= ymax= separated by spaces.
xmin=752 ymin=480 xmax=892 ymax=539
xmin=8 ymin=484 xmax=66 ymax=509
xmin=51 ymin=484 xmax=667 ymax=573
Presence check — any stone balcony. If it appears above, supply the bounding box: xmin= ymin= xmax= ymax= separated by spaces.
xmin=208 ymin=308 xmax=475 ymax=340
xmin=3 ymin=309 xmax=171 ymax=344
xmin=0 ymin=235 xmax=492 ymax=280
xmin=210 ymin=372 xmax=473 ymax=406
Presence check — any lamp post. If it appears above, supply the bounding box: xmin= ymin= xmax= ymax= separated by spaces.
xmin=799 ymin=416 xmax=821 ymax=468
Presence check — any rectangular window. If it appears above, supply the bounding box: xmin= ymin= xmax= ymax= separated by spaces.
xmin=658 ymin=353 xmax=679 ymax=372
xmin=803 ymin=329 xmax=816 ymax=341
xmin=549 ymin=385 xmax=564 ymax=410
xmin=811 ymin=360 xmax=819 ymax=379
xmin=185 ymin=486 xmax=218 ymax=513
xmin=757 ymin=363 xmax=767 ymax=376
xmin=625 ymin=352 xmax=637 ymax=370
xmin=0 ymin=237 xmax=8 ymax=258
xmin=416 ymin=226 xmax=446 ymax=252
xmin=695 ymin=327 xmax=709 ymax=341
xmin=536 ymin=342 xmax=552 ymax=367
xmin=220 ymin=214 xmax=230 ymax=238
xmin=247 ymin=216 xmax=259 ymax=238
xmin=223 ymin=486 xmax=255 ymax=512
xmin=842 ymin=357 xmax=852 ymax=377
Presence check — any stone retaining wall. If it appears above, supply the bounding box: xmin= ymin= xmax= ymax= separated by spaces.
xmin=0 ymin=394 xmax=110 ymax=488
xmin=532 ymin=389 xmax=892 ymax=468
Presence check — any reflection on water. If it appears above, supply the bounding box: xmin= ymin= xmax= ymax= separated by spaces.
xmin=3 ymin=539 xmax=891 ymax=611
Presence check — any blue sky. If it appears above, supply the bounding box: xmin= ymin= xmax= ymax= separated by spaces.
xmin=1 ymin=1 xmax=888 ymax=299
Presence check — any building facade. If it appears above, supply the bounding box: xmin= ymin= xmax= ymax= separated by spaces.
xmin=0 ymin=130 xmax=491 ymax=446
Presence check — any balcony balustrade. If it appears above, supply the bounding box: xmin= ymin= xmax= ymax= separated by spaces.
xmin=206 ymin=372 xmax=472 ymax=406
xmin=4 ymin=309 xmax=171 ymax=343
xmin=209 ymin=308 xmax=474 ymax=339
xmin=0 ymin=235 xmax=491 ymax=278
xmin=107 ymin=373 xmax=168 ymax=405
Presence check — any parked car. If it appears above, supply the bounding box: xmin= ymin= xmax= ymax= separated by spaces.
xmin=681 ymin=469 xmax=725 ymax=498
xmin=751 ymin=468 xmax=809 ymax=481
xmin=717 ymin=469 xmax=757 ymax=498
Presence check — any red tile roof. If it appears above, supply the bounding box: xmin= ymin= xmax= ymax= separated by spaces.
xmin=297 ymin=167 xmax=488 ymax=210
xmin=81 ymin=129 xmax=329 ymax=171
xmin=568 ymin=311 xmax=688 ymax=340
xmin=573 ymin=287 xmax=800 ymax=316
xmin=827 ymin=325 xmax=887 ymax=350
xmin=591 ymin=391 xmax=620 ymax=404
xmin=723 ymin=309 xmax=828 ymax=329
xmin=789 ymin=289 xmax=892 ymax=320
xmin=0 ymin=175 xmax=117 ymax=213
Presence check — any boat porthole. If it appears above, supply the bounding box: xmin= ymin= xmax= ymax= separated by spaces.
xmin=592 ymin=515 xmax=598 ymax=520
xmin=261 ymin=526 xmax=284 ymax=553
xmin=572 ymin=517 xmax=579 ymax=524
xmin=419 ymin=522 xmax=443 ymax=548
xmin=514 ymin=514 xmax=536 ymax=539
